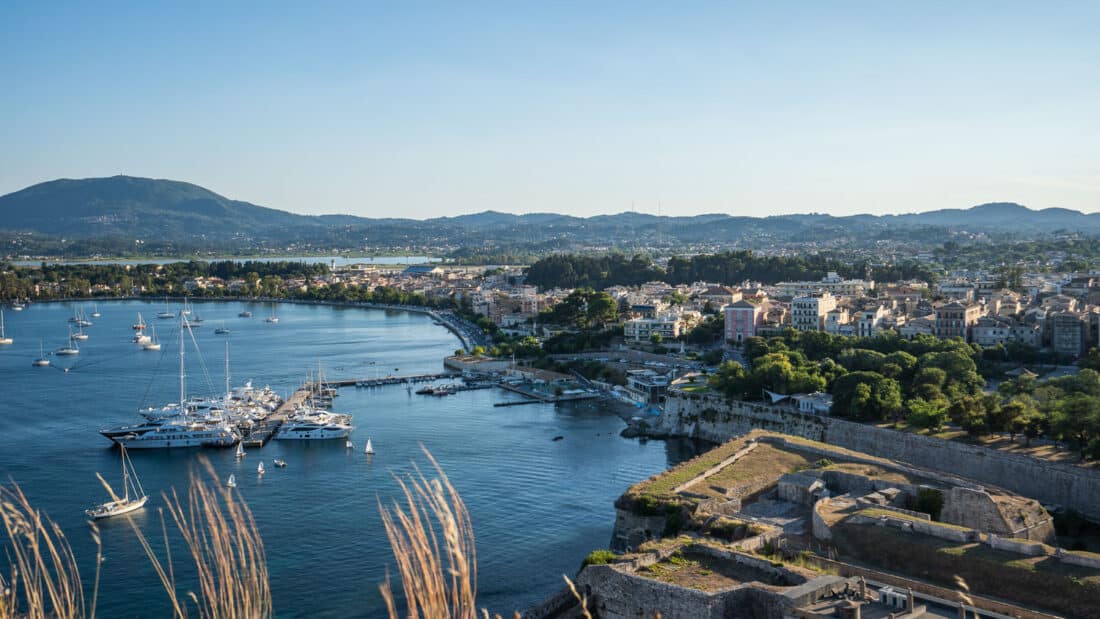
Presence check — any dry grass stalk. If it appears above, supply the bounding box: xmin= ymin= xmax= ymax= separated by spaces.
xmin=0 ymin=482 xmax=95 ymax=619
xmin=126 ymin=457 xmax=271 ymax=618
xmin=562 ymin=575 xmax=593 ymax=619
xmin=379 ymin=447 xmax=479 ymax=619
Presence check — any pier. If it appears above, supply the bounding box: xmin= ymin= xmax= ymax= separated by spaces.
xmin=240 ymin=386 xmax=313 ymax=447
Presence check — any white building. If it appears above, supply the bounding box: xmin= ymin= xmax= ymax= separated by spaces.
xmin=776 ymin=272 xmax=873 ymax=298
xmin=791 ymin=293 xmax=837 ymax=332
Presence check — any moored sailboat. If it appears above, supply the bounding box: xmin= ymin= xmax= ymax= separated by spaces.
xmin=0 ymin=309 xmax=12 ymax=345
xmin=365 ymin=437 xmax=374 ymax=454
xmin=86 ymin=445 xmax=148 ymax=519
xmin=32 ymin=341 xmax=50 ymax=367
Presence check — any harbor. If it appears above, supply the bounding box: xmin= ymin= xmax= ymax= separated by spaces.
xmin=0 ymin=297 xmax=693 ymax=617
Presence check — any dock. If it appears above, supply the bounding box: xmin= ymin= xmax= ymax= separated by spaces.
xmin=350 ymin=372 xmax=457 ymax=388
xmin=240 ymin=385 xmax=313 ymax=447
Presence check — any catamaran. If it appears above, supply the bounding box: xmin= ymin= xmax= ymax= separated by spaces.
xmin=86 ymin=446 xmax=148 ymax=519
xmin=0 ymin=309 xmax=12 ymax=345
xmin=32 ymin=341 xmax=50 ymax=367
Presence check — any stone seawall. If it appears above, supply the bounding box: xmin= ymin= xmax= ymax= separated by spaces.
xmin=656 ymin=393 xmax=1100 ymax=521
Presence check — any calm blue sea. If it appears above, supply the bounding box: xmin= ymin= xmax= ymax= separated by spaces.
xmin=0 ymin=301 xmax=699 ymax=617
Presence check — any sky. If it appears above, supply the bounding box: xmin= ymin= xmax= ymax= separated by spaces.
xmin=1 ymin=1 xmax=1098 ymax=219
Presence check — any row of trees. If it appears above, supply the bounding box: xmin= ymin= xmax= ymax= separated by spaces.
xmin=524 ymin=252 xmax=937 ymax=291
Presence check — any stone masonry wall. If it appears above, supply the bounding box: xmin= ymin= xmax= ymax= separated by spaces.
xmin=658 ymin=393 xmax=1100 ymax=521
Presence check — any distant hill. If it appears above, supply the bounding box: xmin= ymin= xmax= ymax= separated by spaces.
xmin=0 ymin=176 xmax=326 ymax=239
xmin=1 ymin=176 xmax=1098 ymax=255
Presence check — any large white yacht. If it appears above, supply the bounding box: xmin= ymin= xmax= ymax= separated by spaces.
xmin=274 ymin=419 xmax=353 ymax=440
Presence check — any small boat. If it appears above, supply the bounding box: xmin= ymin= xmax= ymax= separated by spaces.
xmin=72 ymin=326 xmax=89 ymax=341
xmin=416 ymin=386 xmax=434 ymax=395
xmin=346 ymin=440 xmax=354 ymax=450
xmin=86 ymin=446 xmax=148 ymax=520
xmin=157 ymin=296 xmax=175 ymax=319
xmin=238 ymin=311 xmax=252 ymax=318
xmin=11 ymin=302 xmax=24 ymax=312
xmin=32 ymin=341 xmax=50 ymax=367
xmin=257 ymin=462 xmax=265 ymax=475
xmin=227 ymin=474 xmax=237 ymax=489
xmin=215 ymin=322 xmax=230 ymax=335
xmin=265 ymin=303 xmax=279 ymax=324
xmin=0 ymin=310 xmax=12 ymax=345
xmin=55 ymin=330 xmax=80 ymax=356
xmin=132 ymin=312 xmax=147 ymax=330
xmin=91 ymin=304 xmax=101 ymax=318
xmin=143 ymin=326 xmax=162 ymax=351
xmin=273 ymin=458 xmax=287 ymax=468
xmin=365 ymin=438 xmax=374 ymax=455
xmin=236 ymin=443 xmax=245 ymax=459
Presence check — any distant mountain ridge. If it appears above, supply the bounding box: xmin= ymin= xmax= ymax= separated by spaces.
xmin=1 ymin=177 xmax=1098 ymax=249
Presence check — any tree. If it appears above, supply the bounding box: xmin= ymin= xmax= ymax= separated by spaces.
xmin=831 ymin=371 xmax=902 ymax=421
xmin=907 ymin=397 xmax=950 ymax=432
xmin=650 ymin=332 xmax=663 ymax=345
xmin=950 ymin=396 xmax=987 ymax=438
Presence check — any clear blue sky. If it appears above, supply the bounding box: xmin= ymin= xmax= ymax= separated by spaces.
xmin=2 ymin=1 xmax=1098 ymax=218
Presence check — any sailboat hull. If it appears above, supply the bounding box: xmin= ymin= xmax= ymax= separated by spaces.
xmin=86 ymin=495 xmax=149 ymax=519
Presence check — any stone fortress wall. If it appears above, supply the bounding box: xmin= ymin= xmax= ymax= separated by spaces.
xmin=657 ymin=392 xmax=1100 ymax=521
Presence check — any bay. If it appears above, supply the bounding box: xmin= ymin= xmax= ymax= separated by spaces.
xmin=0 ymin=300 xmax=698 ymax=617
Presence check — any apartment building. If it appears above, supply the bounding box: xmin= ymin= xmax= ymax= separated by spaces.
xmin=791 ymin=292 xmax=837 ymax=332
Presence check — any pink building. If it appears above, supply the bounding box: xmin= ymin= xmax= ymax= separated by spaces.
xmin=725 ymin=300 xmax=763 ymax=343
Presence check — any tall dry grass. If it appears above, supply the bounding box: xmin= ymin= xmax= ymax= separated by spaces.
xmin=126 ymin=457 xmax=271 ymax=618
xmin=378 ymin=447 xmax=482 ymax=619
xmin=0 ymin=483 xmax=99 ymax=619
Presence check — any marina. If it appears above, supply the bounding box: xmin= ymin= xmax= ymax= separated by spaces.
xmin=0 ymin=299 xmax=696 ymax=616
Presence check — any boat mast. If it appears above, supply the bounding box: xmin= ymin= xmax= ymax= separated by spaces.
xmin=179 ymin=313 xmax=187 ymax=416
xmin=225 ymin=340 xmax=231 ymax=400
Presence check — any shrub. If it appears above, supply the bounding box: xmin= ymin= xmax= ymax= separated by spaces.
xmin=582 ymin=549 xmax=617 ymax=566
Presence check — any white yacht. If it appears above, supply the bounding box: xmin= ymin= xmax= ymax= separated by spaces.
xmin=274 ymin=420 xmax=353 ymax=440
xmin=86 ymin=445 xmax=148 ymax=519
xmin=0 ymin=309 xmax=12 ymax=345
xmin=102 ymin=317 xmax=239 ymax=449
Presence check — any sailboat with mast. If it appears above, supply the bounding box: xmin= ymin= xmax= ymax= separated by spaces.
xmin=0 ymin=309 xmax=12 ymax=345
xmin=143 ymin=325 xmax=162 ymax=351
xmin=86 ymin=445 xmax=148 ymax=519
xmin=32 ymin=341 xmax=50 ymax=367
xmin=265 ymin=302 xmax=279 ymax=323
xmin=158 ymin=296 xmax=175 ymax=319
xmin=55 ymin=328 xmax=80 ymax=356
xmin=91 ymin=304 xmax=101 ymax=318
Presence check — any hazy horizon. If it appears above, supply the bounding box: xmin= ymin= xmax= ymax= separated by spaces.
xmin=3 ymin=2 xmax=1098 ymax=218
